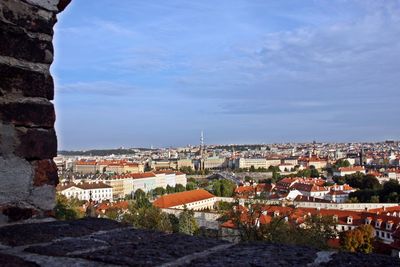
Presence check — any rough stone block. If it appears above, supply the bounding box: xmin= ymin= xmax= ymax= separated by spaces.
xmin=0 ymin=218 xmax=125 ymax=246
xmin=0 ymin=123 xmax=17 ymax=157
xmin=2 ymin=206 xmax=35 ymax=222
xmin=0 ymin=156 xmax=33 ymax=204
xmin=0 ymin=252 xmax=39 ymax=267
xmin=0 ymin=63 xmax=54 ymax=99
xmin=0 ymin=100 xmax=55 ymax=128
xmin=0 ymin=0 xmax=56 ymax=34
xmin=23 ymin=0 xmax=62 ymax=12
xmin=0 ymin=21 xmax=53 ymax=63
xmin=15 ymin=128 xmax=57 ymax=159
xmin=28 ymin=184 xmax=55 ymax=210
xmin=31 ymin=159 xmax=58 ymax=186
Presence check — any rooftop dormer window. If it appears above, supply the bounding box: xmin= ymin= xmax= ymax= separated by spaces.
xmin=375 ymin=220 xmax=382 ymax=228
xmin=333 ymin=215 xmax=338 ymax=222
xmin=347 ymin=216 xmax=353 ymax=224
xmin=365 ymin=217 xmax=372 ymax=224
xmin=386 ymin=221 xmax=393 ymax=230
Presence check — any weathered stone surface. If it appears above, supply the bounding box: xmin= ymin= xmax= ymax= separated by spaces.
xmin=1 ymin=206 xmax=36 ymax=222
xmin=0 ymin=156 xmax=33 ymax=204
xmin=15 ymin=128 xmax=57 ymax=160
xmin=0 ymin=101 xmax=55 ymax=128
xmin=57 ymin=0 xmax=71 ymax=12
xmin=320 ymin=251 xmax=400 ymax=267
xmin=0 ymin=252 xmax=39 ymax=267
xmin=0 ymin=0 xmax=56 ymax=34
xmin=0 ymin=219 xmax=399 ymax=267
xmin=0 ymin=218 xmax=126 ymax=246
xmin=0 ymin=21 xmax=53 ymax=63
xmin=28 ymin=185 xmax=55 ymax=210
xmin=0 ymin=55 xmax=50 ymax=73
xmin=90 ymin=228 xmax=170 ymax=246
xmin=31 ymin=160 xmax=58 ymax=186
xmin=76 ymin=232 xmax=226 ymax=266
xmin=186 ymin=242 xmax=319 ymax=267
xmin=22 ymin=0 xmax=61 ymax=12
xmin=25 ymin=238 xmax=109 ymax=257
xmin=0 ymin=63 xmax=54 ymax=99
xmin=0 ymin=123 xmax=17 ymax=156
xmin=0 ymin=0 xmax=70 ymax=223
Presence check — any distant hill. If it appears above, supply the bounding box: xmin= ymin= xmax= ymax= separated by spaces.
xmin=58 ymin=148 xmax=155 ymax=156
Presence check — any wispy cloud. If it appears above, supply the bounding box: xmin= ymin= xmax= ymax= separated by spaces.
xmin=54 ymin=0 xmax=400 ymax=148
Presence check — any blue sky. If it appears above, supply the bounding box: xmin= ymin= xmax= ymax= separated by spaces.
xmin=53 ymin=0 xmax=400 ymax=150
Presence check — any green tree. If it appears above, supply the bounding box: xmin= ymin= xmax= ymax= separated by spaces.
xmin=340 ymin=224 xmax=374 ymax=253
xmin=271 ymin=170 xmax=281 ymax=183
xmin=179 ymin=166 xmax=195 ymax=175
xmin=380 ymin=179 xmax=400 ymax=202
xmin=334 ymin=159 xmax=351 ymax=168
xmin=298 ymin=214 xmax=337 ymax=249
xmin=104 ymin=207 xmax=120 ymax=221
xmin=178 ymin=208 xmax=199 ymax=235
xmin=54 ymin=194 xmax=84 ymax=220
xmin=387 ymin=192 xmax=399 ymax=203
xmin=153 ymin=187 xmax=166 ymax=196
xmin=309 ymin=166 xmax=320 ymax=178
xmin=370 ymin=195 xmax=380 ymax=203
xmin=187 ymin=177 xmax=197 ymax=184
xmin=122 ymin=202 xmax=172 ymax=232
xmin=166 ymin=185 xmax=175 ymax=194
xmin=212 ymin=179 xmax=236 ymax=197
xmin=186 ymin=182 xmax=196 ymax=191
xmin=134 ymin=189 xmax=150 ymax=208
xmin=212 ymin=181 xmax=222 ymax=196
xmin=216 ymin=201 xmax=234 ymax=211
xmin=175 ymin=183 xmax=186 ymax=192
xmin=346 ymin=197 xmax=360 ymax=203
xmin=230 ymin=204 xmax=337 ymax=249
xmin=168 ymin=213 xmax=180 ymax=233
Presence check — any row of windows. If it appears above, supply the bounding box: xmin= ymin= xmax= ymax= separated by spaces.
xmin=376 ymin=230 xmax=392 ymax=240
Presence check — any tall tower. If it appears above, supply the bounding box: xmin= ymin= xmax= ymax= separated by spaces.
xmin=199 ymin=131 xmax=205 ymax=171
xmin=360 ymin=146 xmax=365 ymax=166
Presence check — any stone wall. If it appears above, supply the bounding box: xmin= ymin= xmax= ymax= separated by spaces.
xmin=0 ymin=0 xmax=70 ymax=224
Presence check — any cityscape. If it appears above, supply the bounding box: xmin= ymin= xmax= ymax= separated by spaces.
xmin=1 ymin=0 xmax=400 ymax=266
xmin=54 ymin=137 xmax=400 ymax=257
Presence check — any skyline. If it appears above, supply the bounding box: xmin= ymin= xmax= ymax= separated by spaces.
xmin=53 ymin=1 xmax=400 ymax=150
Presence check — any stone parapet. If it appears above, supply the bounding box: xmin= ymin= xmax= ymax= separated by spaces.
xmin=0 ymin=0 xmax=70 ymax=224
xmin=0 ymin=218 xmax=398 ymax=266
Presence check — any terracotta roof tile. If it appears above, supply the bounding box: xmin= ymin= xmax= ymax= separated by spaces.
xmin=153 ymin=189 xmax=215 ymax=208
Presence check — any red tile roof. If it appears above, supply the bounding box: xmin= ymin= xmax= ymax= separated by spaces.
xmin=112 ymin=172 xmax=156 ymax=180
xmin=339 ymin=166 xmax=365 ymax=172
xmin=153 ymin=189 xmax=215 ymax=209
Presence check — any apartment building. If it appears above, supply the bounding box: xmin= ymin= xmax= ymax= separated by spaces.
xmin=235 ymin=158 xmax=267 ymax=169
xmin=57 ymin=181 xmax=113 ymax=202
xmin=333 ymin=166 xmax=366 ymax=177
